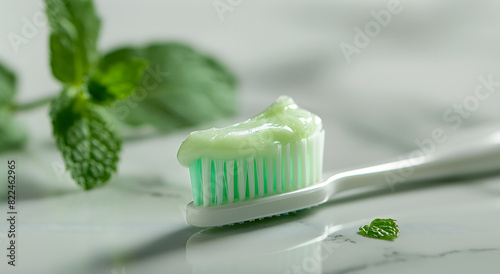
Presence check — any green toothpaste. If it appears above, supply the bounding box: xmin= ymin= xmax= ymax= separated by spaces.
xmin=177 ymin=96 xmax=322 ymax=167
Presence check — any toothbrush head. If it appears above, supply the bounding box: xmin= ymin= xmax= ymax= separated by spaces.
xmin=178 ymin=96 xmax=325 ymax=227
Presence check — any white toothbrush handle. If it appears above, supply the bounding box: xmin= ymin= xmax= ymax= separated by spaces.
xmin=186 ymin=131 xmax=500 ymax=227
xmin=330 ymin=131 xmax=500 ymax=194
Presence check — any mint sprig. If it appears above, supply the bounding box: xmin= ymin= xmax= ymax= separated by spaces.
xmin=45 ymin=0 xmax=145 ymax=189
xmin=358 ymin=218 xmax=400 ymax=240
xmin=0 ymin=0 xmax=238 ymax=190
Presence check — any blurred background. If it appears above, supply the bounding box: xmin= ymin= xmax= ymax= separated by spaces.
xmin=2 ymin=0 xmax=500 ymax=170
xmin=1 ymin=0 xmax=500 ymax=273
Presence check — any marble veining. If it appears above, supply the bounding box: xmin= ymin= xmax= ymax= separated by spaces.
xmin=331 ymin=248 xmax=499 ymax=274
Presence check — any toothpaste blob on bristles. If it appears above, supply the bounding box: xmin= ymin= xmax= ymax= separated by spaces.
xmin=177 ymin=96 xmax=324 ymax=207
xmin=177 ymin=96 xmax=322 ymax=167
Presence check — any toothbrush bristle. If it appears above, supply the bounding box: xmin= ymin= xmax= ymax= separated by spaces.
xmin=188 ymin=130 xmax=325 ymax=206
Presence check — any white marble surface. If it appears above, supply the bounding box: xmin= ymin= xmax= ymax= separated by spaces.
xmin=1 ymin=1 xmax=500 ymax=273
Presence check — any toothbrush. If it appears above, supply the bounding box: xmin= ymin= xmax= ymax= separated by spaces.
xmin=179 ymin=98 xmax=500 ymax=227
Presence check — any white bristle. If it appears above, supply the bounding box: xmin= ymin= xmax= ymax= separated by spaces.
xmin=215 ymin=159 xmax=224 ymax=205
xmin=190 ymin=130 xmax=325 ymax=206
xmin=308 ymin=134 xmax=319 ymax=184
xmin=202 ymin=157 xmax=211 ymax=207
xmin=266 ymin=157 xmax=274 ymax=195
xmin=292 ymin=141 xmax=299 ymax=190
xmin=226 ymin=160 xmax=235 ymax=203
xmin=318 ymin=132 xmax=325 ymax=181
xmin=284 ymin=143 xmax=291 ymax=192
xmin=237 ymin=158 xmax=246 ymax=200
xmin=299 ymin=138 xmax=308 ymax=187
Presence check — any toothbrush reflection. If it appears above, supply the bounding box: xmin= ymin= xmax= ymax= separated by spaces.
xmin=185 ymin=212 xmax=359 ymax=274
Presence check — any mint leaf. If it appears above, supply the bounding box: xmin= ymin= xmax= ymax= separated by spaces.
xmin=44 ymin=0 xmax=101 ymax=84
xmin=101 ymin=43 xmax=238 ymax=132
xmin=0 ymin=111 xmax=27 ymax=152
xmin=50 ymin=90 xmax=121 ymax=189
xmin=0 ymin=62 xmax=27 ymax=152
xmin=359 ymin=218 xmax=400 ymax=240
xmin=88 ymin=58 xmax=148 ymax=104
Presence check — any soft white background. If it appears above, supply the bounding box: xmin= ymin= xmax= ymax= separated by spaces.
xmin=1 ymin=0 xmax=500 ymax=273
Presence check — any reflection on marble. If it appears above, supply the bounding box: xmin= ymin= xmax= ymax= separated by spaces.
xmin=183 ymin=176 xmax=500 ymax=274
xmin=186 ymin=215 xmax=328 ymax=274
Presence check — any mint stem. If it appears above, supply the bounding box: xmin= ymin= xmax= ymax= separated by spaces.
xmin=13 ymin=95 xmax=56 ymax=112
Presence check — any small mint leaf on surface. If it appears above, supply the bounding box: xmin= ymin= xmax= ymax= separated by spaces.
xmin=358 ymin=218 xmax=399 ymax=240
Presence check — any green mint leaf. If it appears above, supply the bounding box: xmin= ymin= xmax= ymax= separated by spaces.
xmin=88 ymin=58 xmax=148 ymax=104
xmin=0 ymin=111 xmax=28 ymax=152
xmin=0 ymin=62 xmax=27 ymax=152
xmin=44 ymin=0 xmax=101 ymax=85
xmin=50 ymin=90 xmax=121 ymax=189
xmin=0 ymin=62 xmax=16 ymax=106
xmin=101 ymin=43 xmax=238 ymax=132
xmin=358 ymin=218 xmax=400 ymax=240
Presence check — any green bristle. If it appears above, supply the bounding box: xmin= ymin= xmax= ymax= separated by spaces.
xmin=187 ymin=132 xmax=324 ymax=206
xmin=189 ymin=159 xmax=203 ymax=206
xmin=210 ymin=161 xmax=215 ymax=204
xmin=222 ymin=161 xmax=228 ymax=204
xmin=245 ymin=165 xmax=250 ymax=199
xmin=233 ymin=161 xmax=239 ymax=201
